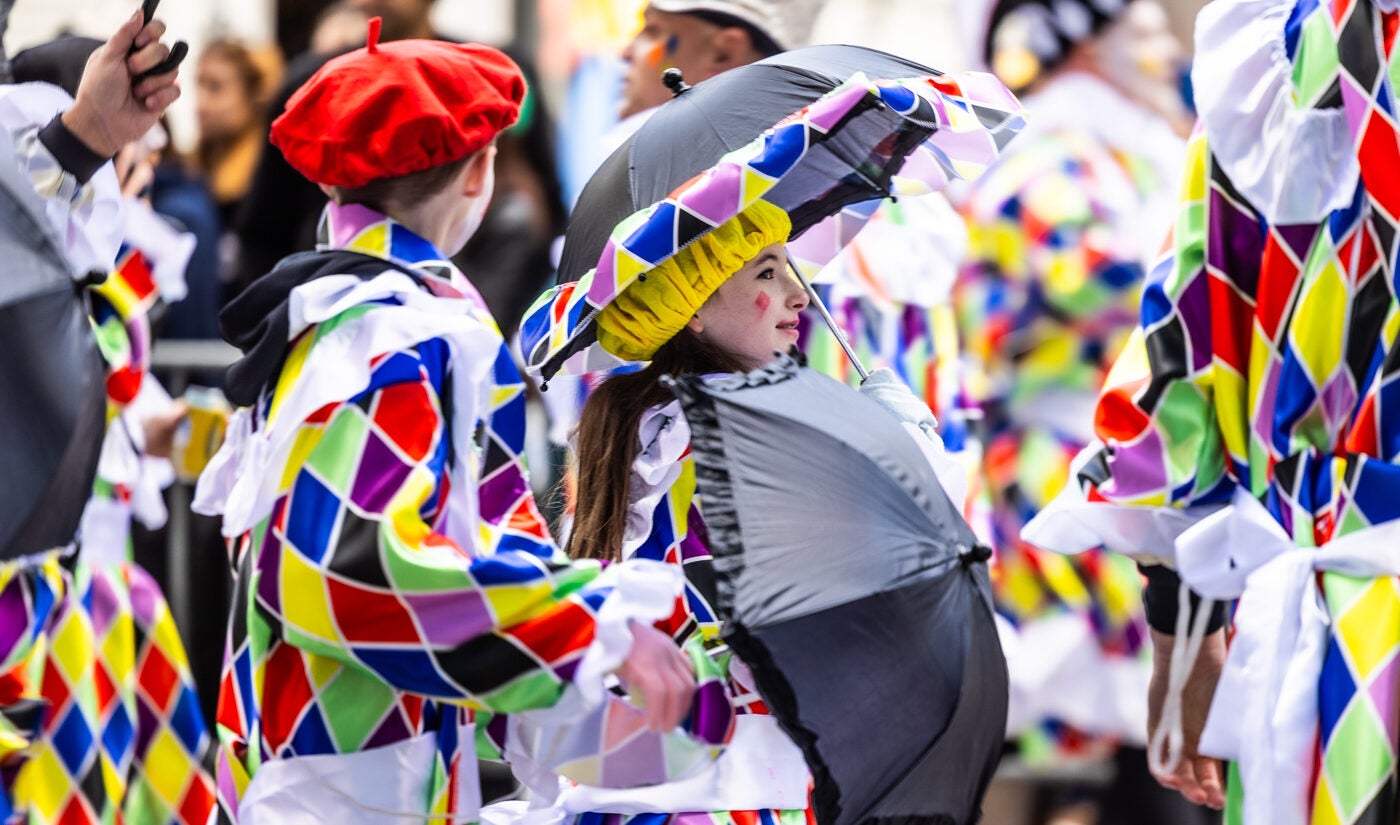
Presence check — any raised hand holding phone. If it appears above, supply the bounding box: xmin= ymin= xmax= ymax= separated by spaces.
xmin=61 ymin=4 xmax=184 ymax=158
xmin=132 ymin=0 xmax=187 ymax=82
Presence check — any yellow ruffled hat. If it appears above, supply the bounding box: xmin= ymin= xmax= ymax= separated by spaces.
xmin=596 ymin=199 xmax=791 ymax=362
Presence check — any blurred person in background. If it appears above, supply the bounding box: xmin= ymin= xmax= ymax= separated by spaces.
xmin=347 ymin=0 xmax=434 ymax=40
xmin=194 ymin=39 xmax=271 ymax=229
xmin=610 ymin=0 xmax=816 ymax=148
xmin=953 ymin=1 xmax=1206 ymax=825
xmin=151 ymin=118 xmax=223 ymax=341
xmin=309 ymin=1 xmax=369 ymax=54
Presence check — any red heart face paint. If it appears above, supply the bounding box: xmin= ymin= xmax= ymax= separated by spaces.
xmin=755 ymin=291 xmax=771 ymax=313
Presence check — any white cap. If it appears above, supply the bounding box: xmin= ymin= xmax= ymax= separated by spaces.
xmin=648 ymin=0 xmax=827 ymax=51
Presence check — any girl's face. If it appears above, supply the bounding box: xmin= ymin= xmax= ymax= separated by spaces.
xmin=689 ymin=242 xmax=809 ymax=370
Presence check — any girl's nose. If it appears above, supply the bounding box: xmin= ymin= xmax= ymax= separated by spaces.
xmin=786 ymin=271 xmax=810 ymax=310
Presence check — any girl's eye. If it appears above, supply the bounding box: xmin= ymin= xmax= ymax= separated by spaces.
xmin=757 ymin=268 xmax=776 ymax=280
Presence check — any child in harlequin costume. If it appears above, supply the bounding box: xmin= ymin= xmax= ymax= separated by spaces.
xmin=0 ymin=36 xmax=216 ymax=825
xmin=0 ymin=12 xmax=187 ymax=822
xmin=952 ymin=0 xmax=1188 ymax=769
xmin=509 ymin=199 xmax=964 ymax=824
xmin=194 ymin=20 xmax=725 ymax=824
xmin=1024 ymin=0 xmax=1400 ymax=820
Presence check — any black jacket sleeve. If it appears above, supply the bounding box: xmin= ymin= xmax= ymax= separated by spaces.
xmin=1140 ymin=563 xmax=1229 ymax=635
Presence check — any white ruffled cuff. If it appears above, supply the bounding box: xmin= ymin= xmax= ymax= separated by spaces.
xmin=1192 ymin=0 xmax=1359 ymax=224
xmin=568 ymin=558 xmax=686 ymax=711
xmin=1020 ymin=447 xmax=1222 ymax=564
xmin=505 ymin=560 xmax=696 ymax=792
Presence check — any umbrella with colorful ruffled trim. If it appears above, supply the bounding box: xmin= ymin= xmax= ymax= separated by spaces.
xmin=523 ymin=47 xmax=1024 ymax=381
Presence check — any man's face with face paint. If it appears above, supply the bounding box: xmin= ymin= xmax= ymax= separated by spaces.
xmin=618 ymin=7 xmax=730 ymax=119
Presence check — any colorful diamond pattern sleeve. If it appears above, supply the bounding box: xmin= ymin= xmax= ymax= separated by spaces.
xmin=12 ymin=563 xmax=214 ymax=825
xmin=1049 ymin=3 xmax=1400 ymax=822
xmin=0 ymin=559 xmax=64 ymax=676
xmin=241 ymin=339 xmax=607 ymax=710
xmin=5 ymin=214 xmax=215 ymax=824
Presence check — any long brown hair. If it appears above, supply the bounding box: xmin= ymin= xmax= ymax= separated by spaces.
xmin=566 ymin=328 xmax=749 ymax=562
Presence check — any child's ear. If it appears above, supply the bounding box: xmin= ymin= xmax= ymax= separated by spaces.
xmin=686 ymin=314 xmax=704 ymax=334
xmin=463 ymin=143 xmax=499 ymax=198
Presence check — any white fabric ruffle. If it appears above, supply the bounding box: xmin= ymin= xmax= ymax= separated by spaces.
xmin=239 ymin=727 xmax=480 ymax=824
xmin=193 ymin=272 xmax=501 ymax=541
xmin=0 ymin=82 xmax=123 ymax=275
xmin=1192 ymin=0 xmax=1359 ymax=224
xmin=508 ymin=715 xmax=807 ymax=817
xmin=620 ymin=401 xmax=691 ymax=559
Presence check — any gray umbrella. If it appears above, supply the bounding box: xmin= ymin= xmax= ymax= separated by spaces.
xmin=665 ymin=357 xmax=1007 ymax=825
xmin=0 ymin=0 xmax=13 ymax=83
xmin=0 ymin=130 xmax=106 ymax=559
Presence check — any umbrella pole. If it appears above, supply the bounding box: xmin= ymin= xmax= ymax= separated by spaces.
xmin=786 ymin=252 xmax=870 ymax=382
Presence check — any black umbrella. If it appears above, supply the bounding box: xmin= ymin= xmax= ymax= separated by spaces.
xmin=664 ymin=357 xmax=1007 ymax=825
xmin=559 ymin=44 xmax=954 ymax=285
xmin=0 ymin=134 xmax=107 ymax=559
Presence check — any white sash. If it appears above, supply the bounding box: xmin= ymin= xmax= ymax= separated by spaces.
xmin=1173 ymin=491 xmax=1400 ymax=825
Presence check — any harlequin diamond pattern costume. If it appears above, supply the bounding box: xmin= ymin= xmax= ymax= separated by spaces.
xmin=199 ymin=198 xmax=729 ymax=823
xmin=1025 ymin=0 xmax=1400 ymax=822
xmin=10 ymin=233 xmax=216 ymax=825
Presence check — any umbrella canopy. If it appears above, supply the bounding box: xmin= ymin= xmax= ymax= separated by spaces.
xmin=559 ymin=44 xmax=956 ymax=284
xmin=0 ymin=135 xmax=106 ymax=559
xmin=524 ymin=60 xmax=1022 ymax=380
xmin=665 ymin=357 xmax=1007 ymax=825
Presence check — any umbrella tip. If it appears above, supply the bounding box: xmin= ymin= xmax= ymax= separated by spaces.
xmin=960 ymin=543 xmax=994 ymax=566
xmin=662 ymin=68 xmax=691 ymax=97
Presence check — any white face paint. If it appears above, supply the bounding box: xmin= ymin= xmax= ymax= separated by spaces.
xmin=1093 ymin=0 xmax=1189 ymax=128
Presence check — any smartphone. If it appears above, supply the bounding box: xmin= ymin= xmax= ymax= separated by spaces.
xmin=133 ymin=0 xmax=189 ymax=81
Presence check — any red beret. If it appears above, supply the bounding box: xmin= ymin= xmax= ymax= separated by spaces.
xmin=271 ymin=19 xmax=525 ymax=188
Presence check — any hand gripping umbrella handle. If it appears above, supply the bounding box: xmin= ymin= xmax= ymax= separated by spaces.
xmin=786 ymin=252 xmax=869 ymax=382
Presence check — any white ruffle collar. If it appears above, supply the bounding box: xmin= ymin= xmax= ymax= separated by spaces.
xmin=1192 ymin=0 xmax=1360 ymax=224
